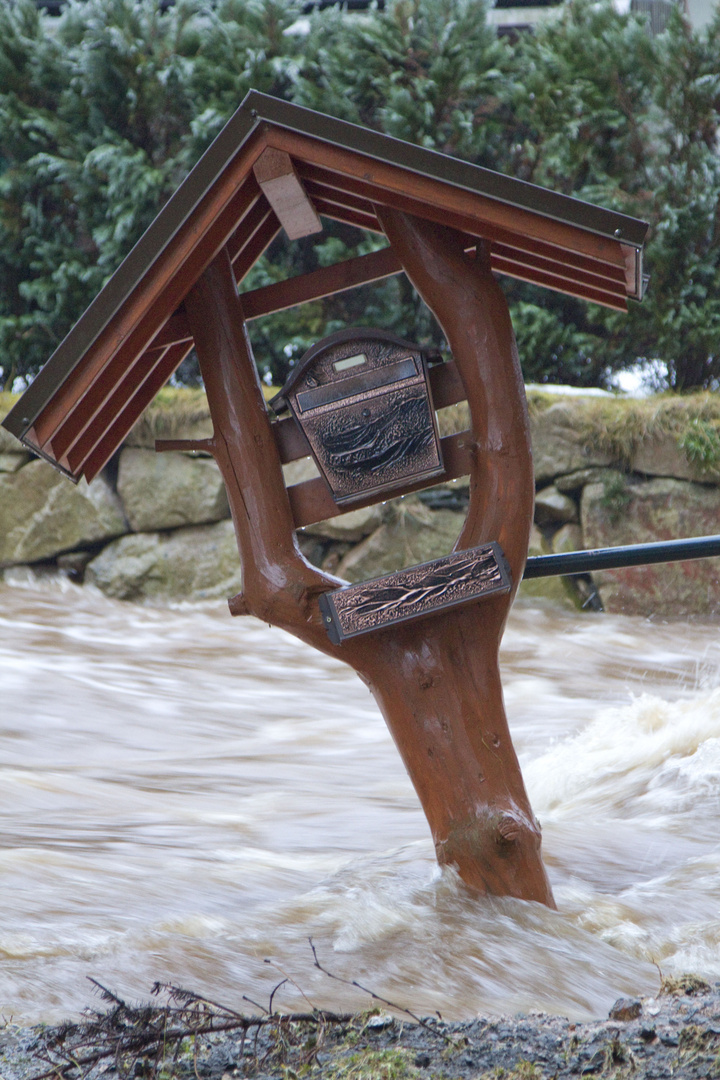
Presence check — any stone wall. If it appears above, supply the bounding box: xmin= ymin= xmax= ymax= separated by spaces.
xmin=2 ymin=391 xmax=719 ymax=617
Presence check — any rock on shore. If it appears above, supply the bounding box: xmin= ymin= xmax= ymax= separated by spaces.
xmin=582 ymin=476 xmax=720 ymax=615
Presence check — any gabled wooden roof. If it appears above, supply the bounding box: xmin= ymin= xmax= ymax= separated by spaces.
xmin=3 ymin=90 xmax=648 ymax=484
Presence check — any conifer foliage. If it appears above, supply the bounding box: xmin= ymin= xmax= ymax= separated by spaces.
xmin=1 ymin=0 xmax=718 ymax=391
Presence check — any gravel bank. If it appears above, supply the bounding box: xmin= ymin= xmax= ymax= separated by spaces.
xmin=2 ymin=977 xmax=719 ymax=1080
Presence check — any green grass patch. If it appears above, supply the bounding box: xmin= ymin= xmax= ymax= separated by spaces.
xmin=127 ymin=385 xmax=281 ymax=446
xmin=678 ymin=418 xmax=720 ymax=471
xmin=573 ymin=393 xmax=720 ymax=470
xmin=0 ymin=391 xmax=20 ymax=421
xmin=524 ymin=390 xmax=720 ymax=472
xmin=320 ymin=1046 xmax=419 ymax=1080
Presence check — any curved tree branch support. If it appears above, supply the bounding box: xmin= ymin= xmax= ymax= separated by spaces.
xmin=183 ymin=210 xmax=555 ymax=908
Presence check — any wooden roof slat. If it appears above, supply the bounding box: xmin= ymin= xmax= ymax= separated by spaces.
xmin=301 ymin=177 xmax=628 ymax=306
xmin=490 ymin=240 xmax=626 ymax=290
xmin=232 ymin=210 xmax=281 ymax=284
xmin=314 ymin=200 xmax=382 ymax=234
xmin=65 ymin=347 xmax=169 ymax=472
xmin=298 ymin=164 xmax=629 ymax=283
xmin=82 ymin=341 xmax=194 ymax=484
xmin=491 ymin=254 xmax=627 ymax=311
xmin=47 ymin=320 xmax=185 ymax=461
xmin=295 ymin=164 xmax=626 ymax=282
xmin=270 ymin=130 xmax=633 ymax=278
xmin=302 ymin=170 xmax=632 ymax=301
xmin=153 ymin=310 xmax=193 ymax=349
xmin=302 ymin=179 xmax=379 ymax=222
xmin=492 ymin=256 xmax=626 ymax=307
xmin=37 ymin=302 xmax=174 ymax=452
xmin=33 ymin=171 xmax=266 ymax=451
xmin=45 ymin=185 xmax=274 ymax=458
xmin=15 ymin=136 xmax=267 ymax=446
xmin=227 ymin=189 xmax=274 ymax=264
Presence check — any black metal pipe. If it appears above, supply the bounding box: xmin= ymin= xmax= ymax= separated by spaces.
xmin=523 ymin=534 xmax=720 ymax=579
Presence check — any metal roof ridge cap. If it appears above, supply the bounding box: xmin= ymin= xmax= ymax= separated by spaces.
xmin=246 ymin=92 xmax=649 ymax=248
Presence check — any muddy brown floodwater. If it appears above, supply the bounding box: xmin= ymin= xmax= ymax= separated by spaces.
xmin=1 ymin=572 xmax=719 ymax=1025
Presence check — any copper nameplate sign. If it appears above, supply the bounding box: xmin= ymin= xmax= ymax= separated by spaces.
xmin=318 ymin=543 xmax=512 ymax=644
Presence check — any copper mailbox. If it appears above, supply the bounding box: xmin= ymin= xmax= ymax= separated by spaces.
xmin=271 ymin=328 xmax=444 ymax=506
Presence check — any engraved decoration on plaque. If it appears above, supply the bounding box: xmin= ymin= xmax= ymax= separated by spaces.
xmin=318 ymin=543 xmax=512 ymax=644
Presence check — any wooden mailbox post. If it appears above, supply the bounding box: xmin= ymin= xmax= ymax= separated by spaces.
xmin=3 ymin=93 xmax=648 ymax=907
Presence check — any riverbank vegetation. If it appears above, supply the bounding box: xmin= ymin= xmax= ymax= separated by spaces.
xmin=3 ymin=973 xmax=719 ymax=1080
xmin=564 ymin=393 xmax=720 ymax=472
xmin=0 ymin=0 xmax=719 ymax=393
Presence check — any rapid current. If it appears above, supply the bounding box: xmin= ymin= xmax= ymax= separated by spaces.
xmin=2 ymin=572 xmax=719 ymax=1024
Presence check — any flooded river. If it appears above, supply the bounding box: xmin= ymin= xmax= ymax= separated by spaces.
xmin=1 ymin=573 xmax=719 ymax=1025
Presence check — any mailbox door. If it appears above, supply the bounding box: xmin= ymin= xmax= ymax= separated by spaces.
xmin=298 ymin=377 xmax=444 ymax=505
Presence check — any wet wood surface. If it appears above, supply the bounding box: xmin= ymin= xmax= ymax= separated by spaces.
xmin=185 ymin=217 xmax=555 ymax=906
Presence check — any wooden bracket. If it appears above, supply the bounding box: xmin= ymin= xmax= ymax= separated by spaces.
xmin=253 ymin=147 xmax=322 ymax=241
xmin=155 ymin=438 xmax=215 ymax=455
xmin=228 ymin=592 xmax=251 ymax=617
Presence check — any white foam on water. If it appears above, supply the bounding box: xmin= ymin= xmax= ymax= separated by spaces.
xmin=232 ymin=852 xmax=659 ymax=1021
xmin=525 ymin=688 xmax=720 ymax=819
xmin=526 ymin=683 xmax=720 ymax=982
xmin=559 ymin=851 xmax=720 ymax=974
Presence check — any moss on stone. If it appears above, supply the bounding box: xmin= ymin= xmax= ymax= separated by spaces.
xmin=569 ymin=393 xmax=720 ymax=470
xmin=0 ymin=391 xmax=20 ymax=420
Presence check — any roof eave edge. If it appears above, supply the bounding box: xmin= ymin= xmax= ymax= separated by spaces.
xmin=3 ymin=94 xmax=264 ymax=444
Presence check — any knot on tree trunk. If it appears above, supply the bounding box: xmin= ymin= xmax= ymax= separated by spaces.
xmin=436 ymin=809 xmax=553 ymax=906
xmin=496 ymin=812 xmax=523 ymax=846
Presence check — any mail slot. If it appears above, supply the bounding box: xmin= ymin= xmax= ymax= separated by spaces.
xmin=271 ymin=328 xmax=444 ymax=505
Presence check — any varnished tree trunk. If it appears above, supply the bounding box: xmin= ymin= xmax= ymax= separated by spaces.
xmin=183 ymin=211 xmax=555 ymax=907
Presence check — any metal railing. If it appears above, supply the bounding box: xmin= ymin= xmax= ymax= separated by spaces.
xmin=524 ymin=534 xmax=720 ymax=579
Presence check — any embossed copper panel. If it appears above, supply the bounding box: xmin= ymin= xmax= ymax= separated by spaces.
xmin=318 ymin=542 xmax=512 ymax=644
xmin=272 ymin=328 xmax=444 ymax=506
